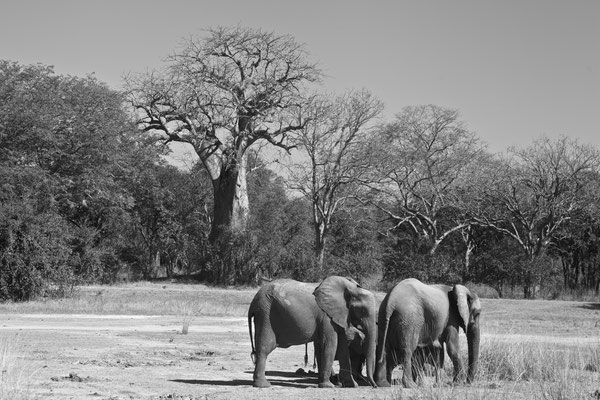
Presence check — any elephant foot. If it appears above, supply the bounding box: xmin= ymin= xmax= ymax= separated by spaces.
xmin=341 ymin=379 xmax=358 ymax=388
xmin=318 ymin=381 xmax=336 ymax=388
xmin=253 ymin=378 xmax=271 ymax=388
xmin=329 ymin=373 xmax=340 ymax=386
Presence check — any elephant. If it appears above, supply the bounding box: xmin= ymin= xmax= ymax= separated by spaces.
xmin=375 ymin=278 xmax=481 ymax=388
xmin=247 ymin=276 xmax=378 ymax=388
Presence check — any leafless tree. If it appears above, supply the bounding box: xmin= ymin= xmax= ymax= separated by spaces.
xmin=366 ymin=105 xmax=488 ymax=255
xmin=125 ymin=26 xmax=321 ymax=243
xmin=471 ymin=135 xmax=600 ymax=297
xmin=283 ymin=89 xmax=384 ymax=270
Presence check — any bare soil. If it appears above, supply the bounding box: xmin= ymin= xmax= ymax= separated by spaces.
xmin=1 ymin=313 xmax=395 ymax=400
xmin=1 ymin=285 xmax=599 ymax=400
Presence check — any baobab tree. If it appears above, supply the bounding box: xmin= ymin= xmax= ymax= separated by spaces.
xmin=126 ymin=26 xmax=321 ymax=244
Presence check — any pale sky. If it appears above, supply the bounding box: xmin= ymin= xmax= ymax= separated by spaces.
xmin=2 ymin=0 xmax=599 ymax=153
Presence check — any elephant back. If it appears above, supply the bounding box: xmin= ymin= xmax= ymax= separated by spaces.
xmin=379 ymin=279 xmax=450 ymax=345
xmin=269 ymin=280 xmax=323 ymax=345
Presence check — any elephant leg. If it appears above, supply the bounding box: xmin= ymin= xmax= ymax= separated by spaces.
xmin=334 ymin=325 xmax=358 ymax=388
xmin=445 ymin=328 xmax=463 ymax=383
xmin=375 ymin=344 xmax=391 ymax=387
xmin=400 ymin=346 xmax=417 ymax=388
xmin=386 ymin=346 xmax=400 ymax=384
xmin=252 ymin=324 xmax=277 ymax=388
xmin=432 ymin=344 xmax=444 ymax=385
xmin=315 ymin=342 xmax=338 ymax=387
xmin=349 ymin=351 xmax=364 ymax=382
xmin=317 ymin=323 xmax=337 ymax=388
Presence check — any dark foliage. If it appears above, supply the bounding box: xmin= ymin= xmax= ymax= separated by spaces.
xmin=0 ymin=166 xmax=77 ymax=300
xmin=2 ymin=58 xmax=600 ymax=300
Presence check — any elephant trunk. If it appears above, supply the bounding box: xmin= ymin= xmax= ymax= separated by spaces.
xmin=364 ymin=325 xmax=377 ymax=387
xmin=466 ymin=321 xmax=480 ymax=383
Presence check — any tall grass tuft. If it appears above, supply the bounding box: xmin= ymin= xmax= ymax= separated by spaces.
xmin=0 ymin=335 xmax=34 ymax=400
xmin=479 ymin=338 xmax=567 ymax=381
xmin=536 ymin=370 xmax=594 ymax=400
xmin=177 ymin=296 xmax=201 ymax=334
xmin=389 ymin=337 xmax=599 ymax=400
xmin=390 ymin=383 xmax=520 ymax=400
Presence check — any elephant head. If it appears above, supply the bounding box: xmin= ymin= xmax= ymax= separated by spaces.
xmin=452 ymin=285 xmax=481 ymax=383
xmin=313 ymin=276 xmax=378 ymax=387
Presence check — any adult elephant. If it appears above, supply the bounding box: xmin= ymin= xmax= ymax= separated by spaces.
xmin=375 ymin=278 xmax=481 ymax=388
xmin=248 ymin=276 xmax=378 ymax=388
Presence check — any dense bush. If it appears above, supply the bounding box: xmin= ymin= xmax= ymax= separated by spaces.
xmin=0 ymin=168 xmax=77 ymax=300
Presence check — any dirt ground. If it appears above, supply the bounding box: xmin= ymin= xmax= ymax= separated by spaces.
xmin=2 ymin=313 xmax=400 ymax=400
xmin=1 ymin=289 xmax=599 ymax=400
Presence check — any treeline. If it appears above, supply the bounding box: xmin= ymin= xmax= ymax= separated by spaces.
xmin=1 ymin=28 xmax=600 ymax=301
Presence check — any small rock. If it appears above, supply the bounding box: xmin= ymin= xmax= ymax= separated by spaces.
xmin=68 ymin=372 xmax=83 ymax=382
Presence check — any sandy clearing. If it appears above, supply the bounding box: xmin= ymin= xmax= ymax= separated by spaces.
xmin=0 ymin=314 xmax=248 ymax=333
xmin=3 ymin=314 xmax=597 ymax=343
xmin=0 ymin=310 xmax=598 ymax=399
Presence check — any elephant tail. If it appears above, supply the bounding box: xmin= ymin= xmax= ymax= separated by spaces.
xmin=377 ymin=297 xmax=392 ymax=365
xmin=378 ymin=316 xmax=390 ymax=365
xmin=304 ymin=343 xmax=308 ymax=369
xmin=248 ymin=309 xmax=256 ymax=365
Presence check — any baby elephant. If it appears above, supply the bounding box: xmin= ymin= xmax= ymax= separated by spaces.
xmin=248 ymin=276 xmax=378 ymax=388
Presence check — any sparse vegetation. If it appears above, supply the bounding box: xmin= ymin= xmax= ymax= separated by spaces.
xmin=385 ymin=339 xmax=600 ymax=400
xmin=0 ymin=283 xmax=253 ymax=316
xmin=0 ymin=336 xmax=34 ymax=400
xmin=0 ymin=284 xmax=598 ymax=398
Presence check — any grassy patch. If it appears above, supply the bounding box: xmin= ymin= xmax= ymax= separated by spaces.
xmin=0 ymin=282 xmax=599 ymax=399
xmin=387 ymin=330 xmax=600 ymax=399
xmin=479 ymin=337 xmax=600 ymax=381
xmin=0 ymin=335 xmax=35 ymax=400
xmin=0 ymin=282 xmax=254 ymax=317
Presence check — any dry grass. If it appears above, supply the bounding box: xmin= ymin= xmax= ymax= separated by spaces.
xmin=0 ymin=282 xmax=254 ymax=317
xmin=0 ymin=282 xmax=599 ymax=399
xmin=387 ymin=337 xmax=600 ymax=400
xmin=0 ymin=335 xmax=35 ymax=400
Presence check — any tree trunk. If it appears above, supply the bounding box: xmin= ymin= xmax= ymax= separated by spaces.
xmin=150 ymin=249 xmax=161 ymax=279
xmin=208 ymin=154 xmax=249 ymax=243
xmin=573 ymin=251 xmax=581 ymax=288
xmin=315 ymin=226 xmax=326 ymax=271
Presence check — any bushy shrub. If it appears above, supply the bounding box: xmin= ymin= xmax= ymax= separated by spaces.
xmin=0 ymin=181 xmax=77 ymax=300
xmin=382 ymin=248 xmax=463 ymax=290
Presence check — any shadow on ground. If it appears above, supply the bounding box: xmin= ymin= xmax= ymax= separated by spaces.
xmin=171 ymin=378 xmax=314 ymax=389
xmin=171 ymin=370 xmax=318 ymax=389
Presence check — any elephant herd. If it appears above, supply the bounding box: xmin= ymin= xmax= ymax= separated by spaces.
xmin=247 ymin=276 xmax=481 ymax=389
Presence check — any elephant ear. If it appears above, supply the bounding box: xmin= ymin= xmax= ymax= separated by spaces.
xmin=313 ymin=276 xmax=354 ymax=329
xmin=453 ymin=285 xmax=472 ymax=331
